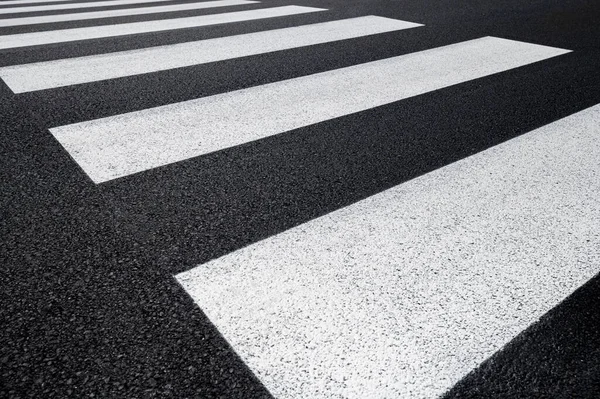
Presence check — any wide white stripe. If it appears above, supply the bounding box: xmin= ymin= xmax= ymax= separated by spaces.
xmin=50 ymin=37 xmax=570 ymax=183
xmin=177 ymin=103 xmax=600 ymax=399
xmin=0 ymin=6 xmax=325 ymax=49
xmin=0 ymin=0 xmax=181 ymax=15
xmin=1 ymin=16 xmax=422 ymax=92
xmin=0 ymin=0 xmax=258 ymax=27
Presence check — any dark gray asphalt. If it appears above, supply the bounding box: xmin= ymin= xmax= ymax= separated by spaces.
xmin=1 ymin=0 xmax=600 ymax=397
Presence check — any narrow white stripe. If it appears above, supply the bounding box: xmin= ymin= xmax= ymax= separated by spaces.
xmin=177 ymin=103 xmax=600 ymax=399
xmin=0 ymin=6 xmax=325 ymax=49
xmin=50 ymin=37 xmax=570 ymax=184
xmin=0 ymin=0 xmax=258 ymax=27
xmin=0 ymin=0 xmax=182 ymax=15
xmin=0 ymin=0 xmax=91 ymax=5
xmin=0 ymin=16 xmax=422 ymax=92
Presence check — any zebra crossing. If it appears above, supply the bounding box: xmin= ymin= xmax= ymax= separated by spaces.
xmin=1 ymin=0 xmax=598 ymax=397
xmin=178 ymin=102 xmax=600 ymax=398
xmin=0 ymin=0 xmax=201 ymax=14
xmin=0 ymin=16 xmax=421 ymax=92
xmin=48 ymin=38 xmax=569 ymax=183
xmin=0 ymin=0 xmax=258 ymax=27
xmin=0 ymin=5 xmax=325 ymax=49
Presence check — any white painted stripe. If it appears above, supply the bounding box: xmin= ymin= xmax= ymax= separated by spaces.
xmin=0 ymin=16 xmax=422 ymax=92
xmin=0 ymin=0 xmax=181 ymax=15
xmin=0 ymin=6 xmax=325 ymax=49
xmin=50 ymin=37 xmax=570 ymax=183
xmin=0 ymin=0 xmax=258 ymax=27
xmin=177 ymin=103 xmax=600 ymax=399
xmin=0 ymin=0 xmax=85 ymax=6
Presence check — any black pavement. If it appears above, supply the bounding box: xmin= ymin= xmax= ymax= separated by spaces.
xmin=1 ymin=0 xmax=599 ymax=397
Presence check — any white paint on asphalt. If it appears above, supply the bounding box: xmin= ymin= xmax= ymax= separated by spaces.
xmin=0 ymin=6 xmax=326 ymax=49
xmin=0 ymin=0 xmax=258 ymax=27
xmin=177 ymin=103 xmax=600 ymax=399
xmin=0 ymin=0 xmax=89 ymax=6
xmin=0 ymin=0 xmax=187 ymax=15
xmin=0 ymin=16 xmax=422 ymax=92
xmin=50 ymin=37 xmax=570 ymax=183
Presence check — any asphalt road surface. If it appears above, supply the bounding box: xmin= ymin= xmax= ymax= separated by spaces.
xmin=1 ymin=0 xmax=599 ymax=397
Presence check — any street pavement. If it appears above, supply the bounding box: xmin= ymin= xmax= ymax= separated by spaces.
xmin=1 ymin=0 xmax=599 ymax=397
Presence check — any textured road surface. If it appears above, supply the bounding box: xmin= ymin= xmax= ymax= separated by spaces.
xmin=1 ymin=0 xmax=600 ymax=398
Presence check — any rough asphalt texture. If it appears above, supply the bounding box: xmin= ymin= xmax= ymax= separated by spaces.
xmin=1 ymin=0 xmax=600 ymax=397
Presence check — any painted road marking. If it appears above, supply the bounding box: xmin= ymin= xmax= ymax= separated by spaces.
xmin=50 ymin=37 xmax=569 ymax=183
xmin=0 ymin=6 xmax=326 ymax=50
xmin=0 ymin=0 xmax=95 ymax=6
xmin=0 ymin=0 xmax=258 ymax=27
xmin=0 ymin=16 xmax=422 ymax=92
xmin=177 ymin=103 xmax=600 ymax=399
xmin=0 ymin=0 xmax=186 ymax=15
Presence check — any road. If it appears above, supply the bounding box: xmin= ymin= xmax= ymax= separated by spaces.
xmin=1 ymin=0 xmax=599 ymax=397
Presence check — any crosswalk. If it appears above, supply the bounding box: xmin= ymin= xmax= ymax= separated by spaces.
xmin=49 ymin=37 xmax=570 ymax=183
xmin=178 ymin=102 xmax=600 ymax=398
xmin=0 ymin=16 xmax=421 ymax=92
xmin=0 ymin=5 xmax=325 ymax=49
xmin=0 ymin=0 xmax=258 ymax=27
xmin=0 ymin=0 xmax=199 ymax=14
xmin=1 ymin=0 xmax=598 ymax=398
